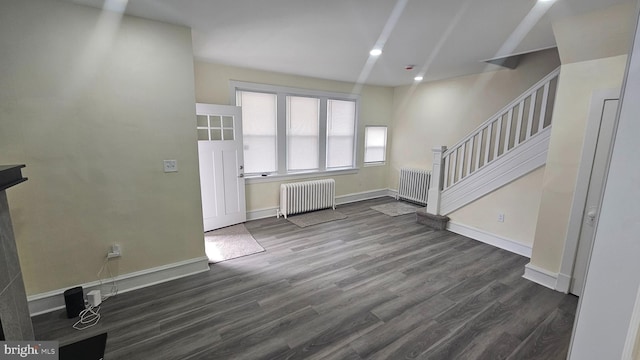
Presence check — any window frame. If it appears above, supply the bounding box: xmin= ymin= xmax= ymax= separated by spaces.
xmin=364 ymin=125 xmax=388 ymax=166
xmin=230 ymin=81 xmax=360 ymax=181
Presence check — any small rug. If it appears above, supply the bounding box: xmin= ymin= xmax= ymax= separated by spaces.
xmin=371 ymin=201 xmax=421 ymax=216
xmin=286 ymin=209 xmax=347 ymax=228
xmin=204 ymin=224 xmax=265 ymax=263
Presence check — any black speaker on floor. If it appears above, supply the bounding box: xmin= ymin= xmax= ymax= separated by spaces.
xmin=64 ymin=286 xmax=84 ymax=318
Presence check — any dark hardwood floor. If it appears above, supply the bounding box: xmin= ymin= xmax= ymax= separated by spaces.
xmin=32 ymin=197 xmax=577 ymax=359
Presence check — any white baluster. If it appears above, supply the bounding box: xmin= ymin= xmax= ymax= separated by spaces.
xmin=526 ymin=90 xmax=537 ymax=140
xmin=503 ymin=108 xmax=513 ymax=154
xmin=493 ymin=116 xmax=503 ymax=159
xmin=466 ymin=138 xmax=473 ymax=176
xmin=484 ymin=122 xmax=494 ymax=166
xmin=443 ymin=154 xmax=450 ymax=189
xmin=475 ymin=130 xmax=483 ymax=172
xmin=458 ymin=143 xmax=466 ymax=181
xmin=451 ymin=151 xmax=458 ymax=185
xmin=514 ymin=100 xmax=525 ymax=146
xmin=538 ymin=82 xmax=550 ymax=132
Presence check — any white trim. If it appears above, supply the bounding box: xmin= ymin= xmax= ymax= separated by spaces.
xmin=245 ymin=189 xmax=394 ymax=221
xmin=559 ymin=89 xmax=620 ymax=294
xmin=336 ymin=189 xmax=394 ymax=205
xmin=440 ymin=127 xmax=551 ymax=215
xmin=446 ymin=221 xmax=532 ymax=258
xmin=28 ymin=256 xmax=210 ymax=316
xmin=523 ymin=262 xmax=558 ymax=290
xmin=481 ymin=45 xmax=558 ymax=63
xmin=555 ymin=272 xmax=572 ymax=294
xmin=245 ymin=168 xmax=358 ymax=184
xmin=246 ymin=207 xmax=279 ymax=221
xmin=229 ymin=80 xmax=360 ymax=101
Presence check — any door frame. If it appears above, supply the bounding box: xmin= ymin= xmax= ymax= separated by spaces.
xmin=556 ymin=88 xmax=621 ymax=293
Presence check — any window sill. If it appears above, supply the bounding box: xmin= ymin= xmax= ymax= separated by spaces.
xmin=364 ymin=162 xmax=386 ymax=167
xmin=245 ymin=168 xmax=359 ymax=184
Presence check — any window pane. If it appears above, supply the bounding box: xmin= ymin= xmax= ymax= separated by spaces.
xmin=210 ymin=116 xmax=222 ymax=128
xmin=223 ymin=129 xmax=234 ymax=141
xmin=238 ymin=91 xmax=277 ymax=173
xmin=327 ymin=99 xmax=356 ymax=168
xmin=287 ymin=96 xmax=319 ymax=171
xmin=365 ymin=126 xmax=387 ymax=163
xmin=211 ymin=129 xmax=222 ymax=141
xmin=222 ymin=116 xmax=233 ymax=128
xmin=196 ymin=115 xmax=208 ymax=128
xmin=197 ymin=129 xmax=209 ymax=141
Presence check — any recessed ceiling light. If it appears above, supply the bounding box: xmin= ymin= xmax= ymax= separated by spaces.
xmin=370 ymin=49 xmax=382 ymax=56
xmin=538 ymin=0 xmax=555 ymax=2
xmin=414 ymin=76 xmax=424 ymax=81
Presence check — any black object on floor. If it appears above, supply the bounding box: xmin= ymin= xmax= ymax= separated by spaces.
xmin=59 ymin=332 xmax=107 ymax=360
xmin=63 ymin=286 xmax=84 ymax=318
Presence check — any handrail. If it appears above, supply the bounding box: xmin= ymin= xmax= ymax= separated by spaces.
xmin=440 ymin=67 xmax=560 ymax=190
xmin=443 ymin=67 xmax=560 ymax=158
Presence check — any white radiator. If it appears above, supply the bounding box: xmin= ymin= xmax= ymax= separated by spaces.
xmin=278 ymin=179 xmax=336 ymax=219
xmin=397 ymin=168 xmax=431 ymax=205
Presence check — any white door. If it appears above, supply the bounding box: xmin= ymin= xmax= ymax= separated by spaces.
xmin=196 ymin=104 xmax=246 ymax=231
xmin=570 ymin=98 xmax=619 ymax=295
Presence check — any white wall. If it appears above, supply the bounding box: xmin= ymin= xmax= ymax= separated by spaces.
xmin=448 ymin=167 xmax=545 ymax=248
xmin=530 ymin=2 xmax=634 ymax=274
xmin=0 ymin=0 xmax=205 ymax=294
xmin=569 ymin=4 xmax=640 ymax=358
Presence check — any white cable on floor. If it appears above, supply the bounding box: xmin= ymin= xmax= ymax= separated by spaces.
xmin=73 ymin=256 xmax=118 ymax=331
xmin=73 ymin=305 xmax=101 ymax=330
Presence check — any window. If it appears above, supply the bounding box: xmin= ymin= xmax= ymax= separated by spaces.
xmin=196 ymin=115 xmax=235 ymax=141
xmin=287 ymin=96 xmax=320 ymax=171
xmin=233 ymin=82 xmax=358 ymax=176
xmin=364 ymin=126 xmax=387 ymax=164
xmin=327 ymin=99 xmax=356 ymax=169
xmin=236 ymin=91 xmax=277 ymax=174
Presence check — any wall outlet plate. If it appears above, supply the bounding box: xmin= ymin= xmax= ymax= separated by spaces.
xmin=107 ymin=244 xmax=121 ymax=259
xmin=497 ymin=213 xmax=505 ymax=222
xmin=163 ymin=160 xmax=178 ymax=173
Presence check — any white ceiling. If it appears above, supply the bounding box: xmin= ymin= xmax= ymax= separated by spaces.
xmin=67 ymin=0 xmax=629 ymax=86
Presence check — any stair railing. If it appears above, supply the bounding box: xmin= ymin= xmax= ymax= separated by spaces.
xmin=427 ymin=67 xmax=560 ymax=216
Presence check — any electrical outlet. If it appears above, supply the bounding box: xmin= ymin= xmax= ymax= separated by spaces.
xmin=497 ymin=213 xmax=505 ymax=223
xmin=163 ymin=160 xmax=178 ymax=173
xmin=107 ymin=244 xmax=121 ymax=259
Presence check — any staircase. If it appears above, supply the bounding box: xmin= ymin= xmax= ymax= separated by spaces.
xmin=424 ymin=67 xmax=560 ymax=219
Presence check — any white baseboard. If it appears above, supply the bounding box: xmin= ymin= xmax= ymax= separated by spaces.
xmin=555 ymin=273 xmax=572 ymax=293
xmin=246 ymin=207 xmax=278 ymax=221
xmin=523 ymin=262 xmax=558 ymax=290
xmin=246 ymin=189 xmax=395 ymax=221
xmin=446 ymin=221 xmax=532 ymax=258
xmin=28 ymin=256 xmax=210 ymax=316
xmin=336 ymin=189 xmax=394 ymax=205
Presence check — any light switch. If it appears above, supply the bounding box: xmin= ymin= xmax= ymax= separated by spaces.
xmin=163 ymin=160 xmax=178 ymax=173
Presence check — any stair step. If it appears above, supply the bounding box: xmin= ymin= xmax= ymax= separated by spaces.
xmin=416 ymin=208 xmax=450 ymax=230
